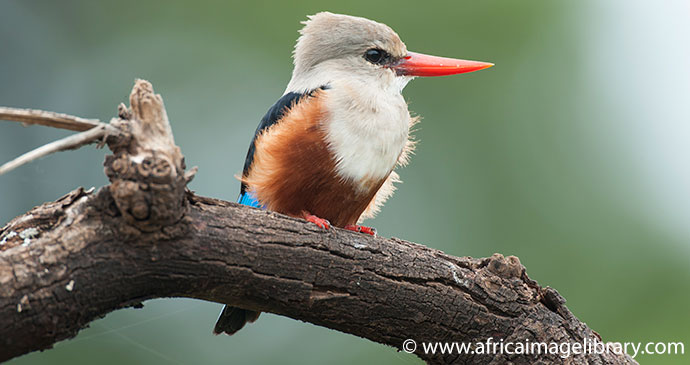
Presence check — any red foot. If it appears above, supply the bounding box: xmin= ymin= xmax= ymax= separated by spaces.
xmin=304 ymin=214 xmax=331 ymax=230
xmin=344 ymin=224 xmax=377 ymax=237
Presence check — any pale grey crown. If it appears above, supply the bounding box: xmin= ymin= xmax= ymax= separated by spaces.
xmin=292 ymin=12 xmax=408 ymax=75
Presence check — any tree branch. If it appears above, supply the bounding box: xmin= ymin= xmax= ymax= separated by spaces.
xmin=0 ymin=81 xmax=636 ymax=364
xmin=0 ymin=125 xmax=110 ymax=176
xmin=0 ymin=107 xmax=101 ymax=131
xmin=0 ymin=108 xmax=121 ymax=176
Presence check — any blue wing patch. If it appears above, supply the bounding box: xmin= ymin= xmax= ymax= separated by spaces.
xmin=237 ymin=191 xmax=264 ymax=209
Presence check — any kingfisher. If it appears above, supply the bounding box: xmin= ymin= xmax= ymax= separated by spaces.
xmin=213 ymin=12 xmax=493 ymax=336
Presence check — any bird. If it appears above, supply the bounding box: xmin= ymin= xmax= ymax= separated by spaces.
xmin=213 ymin=12 xmax=493 ymax=336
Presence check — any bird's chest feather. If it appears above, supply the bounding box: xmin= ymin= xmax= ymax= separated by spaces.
xmin=324 ymin=83 xmax=410 ymax=188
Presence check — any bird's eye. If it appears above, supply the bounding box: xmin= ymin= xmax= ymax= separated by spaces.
xmin=364 ymin=48 xmax=389 ymax=65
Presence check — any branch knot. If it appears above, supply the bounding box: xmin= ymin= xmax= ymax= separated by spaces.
xmin=103 ymin=80 xmax=187 ymax=231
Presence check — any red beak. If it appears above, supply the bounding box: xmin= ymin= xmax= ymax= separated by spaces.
xmin=392 ymin=51 xmax=493 ymax=77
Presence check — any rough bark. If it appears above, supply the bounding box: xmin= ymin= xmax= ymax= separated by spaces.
xmin=0 ymin=81 xmax=636 ymax=364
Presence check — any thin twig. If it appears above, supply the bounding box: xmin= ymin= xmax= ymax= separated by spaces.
xmin=0 ymin=107 xmax=100 ymax=131
xmin=0 ymin=125 xmax=109 ymax=176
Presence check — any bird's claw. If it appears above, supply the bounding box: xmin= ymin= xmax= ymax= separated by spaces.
xmin=304 ymin=214 xmax=331 ymax=230
xmin=344 ymin=224 xmax=377 ymax=237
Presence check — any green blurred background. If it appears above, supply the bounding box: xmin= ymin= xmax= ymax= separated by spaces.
xmin=2 ymin=0 xmax=688 ymax=363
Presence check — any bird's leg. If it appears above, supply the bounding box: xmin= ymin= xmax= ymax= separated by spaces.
xmin=302 ymin=211 xmax=331 ymax=230
xmin=344 ymin=224 xmax=377 ymax=237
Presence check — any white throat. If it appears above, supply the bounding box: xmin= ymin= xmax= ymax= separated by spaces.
xmin=286 ymin=62 xmax=413 ymax=187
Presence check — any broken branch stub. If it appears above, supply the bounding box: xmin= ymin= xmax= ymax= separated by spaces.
xmin=104 ymin=80 xmax=188 ymax=231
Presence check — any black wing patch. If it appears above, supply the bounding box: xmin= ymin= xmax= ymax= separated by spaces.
xmin=240 ymin=85 xmax=329 ymax=194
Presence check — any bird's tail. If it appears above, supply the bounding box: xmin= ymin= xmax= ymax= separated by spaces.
xmin=213 ymin=305 xmax=261 ymax=335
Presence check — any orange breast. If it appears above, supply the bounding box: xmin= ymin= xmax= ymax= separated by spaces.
xmin=243 ymin=90 xmax=386 ymax=227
